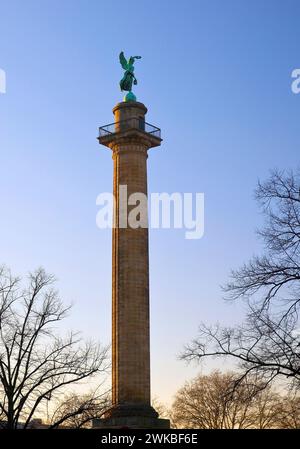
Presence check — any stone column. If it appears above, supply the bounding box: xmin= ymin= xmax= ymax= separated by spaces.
xmin=96 ymin=101 xmax=169 ymax=429
xmin=112 ymin=102 xmax=151 ymax=408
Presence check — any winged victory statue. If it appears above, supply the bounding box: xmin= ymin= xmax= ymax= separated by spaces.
xmin=119 ymin=51 xmax=141 ymax=101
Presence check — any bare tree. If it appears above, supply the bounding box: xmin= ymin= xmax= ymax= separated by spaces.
xmin=171 ymin=371 xmax=283 ymax=429
xmin=49 ymin=388 xmax=111 ymax=428
xmin=275 ymin=392 xmax=300 ymax=429
xmin=182 ymin=170 xmax=300 ymax=388
xmin=250 ymin=382 xmax=285 ymax=429
xmin=0 ymin=266 xmax=109 ymax=429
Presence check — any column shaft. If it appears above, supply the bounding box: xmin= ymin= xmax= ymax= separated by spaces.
xmin=112 ymin=144 xmax=150 ymax=405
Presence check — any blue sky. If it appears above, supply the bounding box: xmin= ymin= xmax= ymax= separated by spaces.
xmin=0 ymin=0 xmax=299 ymax=405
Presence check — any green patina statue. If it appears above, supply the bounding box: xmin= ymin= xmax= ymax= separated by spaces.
xmin=119 ymin=51 xmax=141 ymax=102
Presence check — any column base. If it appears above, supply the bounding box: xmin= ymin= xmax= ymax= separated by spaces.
xmin=93 ymin=402 xmax=170 ymax=429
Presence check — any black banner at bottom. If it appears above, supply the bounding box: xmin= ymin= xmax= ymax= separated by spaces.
xmin=0 ymin=428 xmax=298 ymax=447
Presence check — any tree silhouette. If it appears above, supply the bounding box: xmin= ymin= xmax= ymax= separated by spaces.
xmin=182 ymin=170 xmax=300 ymax=387
xmin=0 ymin=267 xmax=108 ymax=429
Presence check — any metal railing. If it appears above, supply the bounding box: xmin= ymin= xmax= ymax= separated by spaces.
xmin=99 ymin=117 xmax=161 ymax=139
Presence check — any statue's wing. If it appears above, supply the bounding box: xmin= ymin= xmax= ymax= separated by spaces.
xmin=119 ymin=52 xmax=128 ymax=70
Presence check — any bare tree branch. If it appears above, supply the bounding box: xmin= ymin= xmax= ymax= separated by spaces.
xmin=0 ymin=267 xmax=109 ymax=429
xmin=182 ymin=170 xmax=300 ymax=389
